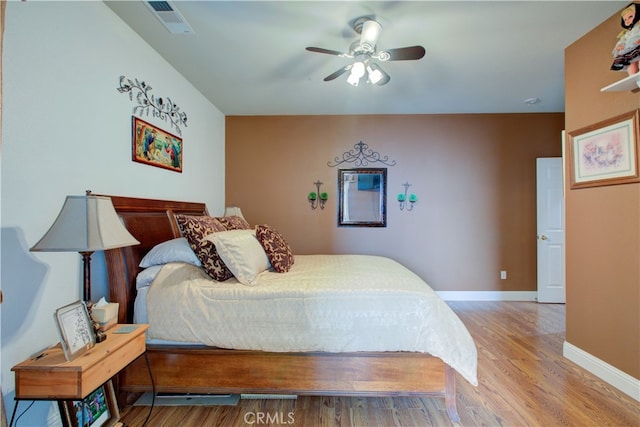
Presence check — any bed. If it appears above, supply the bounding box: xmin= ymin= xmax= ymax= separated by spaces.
xmin=101 ymin=194 xmax=477 ymax=424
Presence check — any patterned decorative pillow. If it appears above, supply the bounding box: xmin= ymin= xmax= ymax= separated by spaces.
xmin=217 ymin=215 xmax=251 ymax=230
xmin=255 ymin=224 xmax=295 ymax=273
xmin=174 ymin=214 xmax=233 ymax=281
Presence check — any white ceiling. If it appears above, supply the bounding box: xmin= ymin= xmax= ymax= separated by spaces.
xmin=105 ymin=1 xmax=627 ymax=116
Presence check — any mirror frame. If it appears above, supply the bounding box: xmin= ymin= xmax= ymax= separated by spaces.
xmin=338 ymin=168 xmax=387 ymax=227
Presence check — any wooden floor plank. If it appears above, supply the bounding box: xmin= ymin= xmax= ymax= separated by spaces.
xmin=119 ymin=302 xmax=640 ymax=426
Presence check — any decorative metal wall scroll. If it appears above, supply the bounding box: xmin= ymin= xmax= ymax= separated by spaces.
xmin=117 ymin=76 xmax=188 ymax=135
xmin=328 ymin=141 xmax=396 ymax=167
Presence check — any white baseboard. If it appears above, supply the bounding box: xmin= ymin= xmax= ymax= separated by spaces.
xmin=436 ymin=291 xmax=538 ymax=301
xmin=563 ymin=341 xmax=640 ymax=402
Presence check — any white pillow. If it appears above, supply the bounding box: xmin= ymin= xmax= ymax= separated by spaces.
xmin=206 ymin=229 xmax=270 ymax=286
xmin=136 ymin=265 xmax=163 ymax=289
xmin=139 ymin=237 xmax=201 ymax=268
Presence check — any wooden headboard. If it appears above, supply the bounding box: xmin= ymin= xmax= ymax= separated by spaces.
xmin=98 ymin=194 xmax=208 ymax=323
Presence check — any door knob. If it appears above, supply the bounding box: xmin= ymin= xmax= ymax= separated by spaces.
xmin=539 ymin=235 xmax=548 ymax=240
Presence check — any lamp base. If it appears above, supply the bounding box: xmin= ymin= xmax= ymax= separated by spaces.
xmin=80 ymin=251 xmax=93 ymax=303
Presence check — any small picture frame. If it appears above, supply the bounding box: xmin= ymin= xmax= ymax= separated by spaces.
xmin=568 ymin=109 xmax=639 ymax=189
xmin=54 ymin=301 xmax=96 ymax=361
xmin=58 ymin=380 xmax=120 ymax=427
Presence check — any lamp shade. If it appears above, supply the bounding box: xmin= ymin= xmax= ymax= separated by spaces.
xmin=224 ymin=206 xmax=246 ymax=221
xmin=30 ymin=195 xmax=140 ymax=252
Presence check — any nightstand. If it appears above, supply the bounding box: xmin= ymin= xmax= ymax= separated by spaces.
xmin=10 ymin=324 xmax=149 ymax=426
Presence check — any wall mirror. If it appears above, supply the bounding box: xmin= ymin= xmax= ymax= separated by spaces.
xmin=338 ymin=168 xmax=387 ymax=227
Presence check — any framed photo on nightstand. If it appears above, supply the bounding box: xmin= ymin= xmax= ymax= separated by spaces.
xmin=58 ymin=380 xmax=120 ymax=427
xmin=54 ymin=301 xmax=96 ymax=361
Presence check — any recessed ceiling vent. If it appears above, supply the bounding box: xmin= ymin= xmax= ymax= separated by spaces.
xmin=145 ymin=1 xmax=194 ymax=34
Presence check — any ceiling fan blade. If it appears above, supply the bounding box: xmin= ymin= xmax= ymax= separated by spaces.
xmin=306 ymin=47 xmax=349 ymax=57
xmin=324 ymin=65 xmax=351 ymax=82
xmin=378 ymin=46 xmax=426 ymax=61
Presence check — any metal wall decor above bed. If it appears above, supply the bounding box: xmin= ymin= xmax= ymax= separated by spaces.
xmin=117 ymin=75 xmax=188 ymax=136
xmin=327 ymin=141 xmax=396 ymax=167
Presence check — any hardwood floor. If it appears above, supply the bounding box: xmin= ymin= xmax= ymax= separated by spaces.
xmin=119 ymin=302 xmax=639 ymax=426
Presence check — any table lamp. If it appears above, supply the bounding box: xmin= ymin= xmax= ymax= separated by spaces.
xmin=30 ymin=191 xmax=140 ymax=302
xmin=224 ymin=206 xmax=246 ymax=220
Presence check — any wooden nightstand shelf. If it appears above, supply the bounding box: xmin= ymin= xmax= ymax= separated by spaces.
xmin=10 ymin=324 xmax=149 ymax=426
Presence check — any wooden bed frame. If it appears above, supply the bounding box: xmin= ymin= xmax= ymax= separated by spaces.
xmin=100 ymin=194 xmax=461 ymax=423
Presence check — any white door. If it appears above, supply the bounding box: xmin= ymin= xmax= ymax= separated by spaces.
xmin=536 ymin=157 xmax=565 ymax=303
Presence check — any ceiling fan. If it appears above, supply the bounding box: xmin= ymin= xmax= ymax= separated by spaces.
xmin=306 ymin=17 xmax=426 ymax=86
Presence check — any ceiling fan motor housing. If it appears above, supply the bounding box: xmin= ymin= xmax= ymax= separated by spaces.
xmin=355 ymin=18 xmax=382 ymax=52
xmin=350 ymin=42 xmax=374 ymax=56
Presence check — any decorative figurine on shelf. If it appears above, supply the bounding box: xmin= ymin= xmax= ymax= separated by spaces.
xmin=86 ymin=302 xmax=107 ymax=343
xmin=611 ymin=2 xmax=640 ymax=76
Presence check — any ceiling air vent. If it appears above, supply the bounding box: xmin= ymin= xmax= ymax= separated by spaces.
xmin=145 ymin=1 xmax=194 ymax=34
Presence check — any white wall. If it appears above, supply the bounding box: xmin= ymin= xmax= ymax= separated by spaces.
xmin=1 ymin=2 xmax=225 ymax=424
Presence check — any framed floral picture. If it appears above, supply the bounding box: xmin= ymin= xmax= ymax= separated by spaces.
xmin=568 ymin=109 xmax=639 ymax=189
xmin=132 ymin=116 xmax=183 ymax=173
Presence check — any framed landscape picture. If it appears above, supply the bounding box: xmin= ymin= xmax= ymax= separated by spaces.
xmin=132 ymin=116 xmax=183 ymax=173
xmin=568 ymin=109 xmax=639 ymax=189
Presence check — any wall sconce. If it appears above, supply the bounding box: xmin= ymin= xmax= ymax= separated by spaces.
xmin=398 ymin=182 xmax=417 ymax=211
xmin=308 ymin=180 xmax=328 ymax=210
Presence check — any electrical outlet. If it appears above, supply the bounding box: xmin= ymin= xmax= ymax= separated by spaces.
xmin=500 ymin=270 xmax=507 ymax=280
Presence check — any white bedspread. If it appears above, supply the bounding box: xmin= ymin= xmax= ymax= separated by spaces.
xmin=146 ymin=254 xmax=478 ymax=385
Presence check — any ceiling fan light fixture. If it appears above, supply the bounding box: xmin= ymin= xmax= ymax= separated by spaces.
xmin=367 ymin=65 xmax=384 ymax=84
xmin=367 ymin=62 xmax=389 ymax=85
xmin=347 ymin=74 xmax=360 ymax=86
xmin=347 ymin=61 xmax=366 ymax=86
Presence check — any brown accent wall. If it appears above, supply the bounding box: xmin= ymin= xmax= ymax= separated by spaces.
xmin=565 ymin=11 xmax=640 ymax=378
xmin=226 ymin=113 xmax=563 ymax=292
